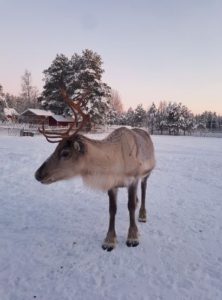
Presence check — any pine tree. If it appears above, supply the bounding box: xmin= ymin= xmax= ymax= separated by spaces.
xmin=197 ymin=111 xmax=219 ymax=130
xmin=41 ymin=50 xmax=111 ymax=125
xmin=0 ymin=84 xmax=3 ymax=97
xmin=166 ymin=102 xmax=181 ymax=135
xmin=0 ymin=84 xmax=5 ymax=120
xmin=134 ymin=104 xmax=146 ymax=127
xmin=147 ymin=102 xmax=157 ymax=134
xmin=178 ymin=105 xmax=194 ymax=135
xmin=42 ymin=54 xmax=70 ymax=114
xmin=125 ymin=107 xmax=135 ymax=126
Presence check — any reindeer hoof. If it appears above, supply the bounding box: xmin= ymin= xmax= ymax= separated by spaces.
xmin=102 ymin=236 xmax=116 ymax=252
xmin=102 ymin=244 xmax=114 ymax=252
xmin=138 ymin=209 xmax=147 ymax=222
xmin=138 ymin=216 xmax=147 ymax=223
xmin=126 ymin=240 xmax=139 ymax=247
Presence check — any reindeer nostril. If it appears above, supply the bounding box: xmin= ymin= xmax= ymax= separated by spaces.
xmin=35 ymin=162 xmax=47 ymax=182
xmin=35 ymin=169 xmax=43 ymax=181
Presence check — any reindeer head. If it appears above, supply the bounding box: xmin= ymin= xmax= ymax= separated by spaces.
xmin=35 ymin=88 xmax=90 ymax=184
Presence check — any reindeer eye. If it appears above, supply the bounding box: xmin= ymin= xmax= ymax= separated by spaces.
xmin=60 ymin=149 xmax=71 ymax=159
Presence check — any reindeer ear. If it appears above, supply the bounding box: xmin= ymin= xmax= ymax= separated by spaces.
xmin=73 ymin=140 xmax=85 ymax=154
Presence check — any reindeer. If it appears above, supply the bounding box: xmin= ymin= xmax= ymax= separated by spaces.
xmin=35 ymin=89 xmax=155 ymax=251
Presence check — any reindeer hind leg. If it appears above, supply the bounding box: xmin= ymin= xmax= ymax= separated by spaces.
xmin=126 ymin=180 xmax=139 ymax=247
xmin=138 ymin=174 xmax=150 ymax=222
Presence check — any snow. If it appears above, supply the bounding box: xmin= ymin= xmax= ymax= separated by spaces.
xmin=3 ymin=108 xmax=19 ymax=117
xmin=50 ymin=115 xmax=74 ymax=122
xmin=0 ymin=134 xmax=222 ymax=300
xmin=21 ymin=109 xmax=54 ymax=117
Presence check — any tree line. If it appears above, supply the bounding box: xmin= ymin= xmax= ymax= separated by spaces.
xmin=0 ymin=48 xmax=221 ymax=134
xmin=108 ymin=101 xmax=222 ymax=135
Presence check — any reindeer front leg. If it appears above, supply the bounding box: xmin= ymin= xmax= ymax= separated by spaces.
xmin=102 ymin=188 xmax=117 ymax=251
xmin=126 ymin=181 xmax=139 ymax=247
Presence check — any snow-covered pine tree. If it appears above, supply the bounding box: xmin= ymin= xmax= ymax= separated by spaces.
xmin=0 ymin=84 xmax=4 ymax=120
xmin=125 ymin=107 xmax=135 ymax=126
xmin=178 ymin=104 xmax=194 ymax=135
xmin=70 ymin=49 xmax=111 ymax=125
xmin=199 ymin=111 xmax=218 ymax=130
xmin=166 ymin=102 xmax=182 ymax=135
xmin=147 ymin=102 xmax=157 ymax=134
xmin=0 ymin=84 xmax=3 ymax=98
xmin=134 ymin=104 xmax=147 ymax=127
xmin=118 ymin=111 xmax=127 ymax=125
xmin=217 ymin=115 xmax=222 ymax=131
xmin=41 ymin=50 xmax=111 ymax=125
xmin=107 ymin=110 xmax=126 ymax=126
xmin=41 ymin=54 xmax=70 ymax=114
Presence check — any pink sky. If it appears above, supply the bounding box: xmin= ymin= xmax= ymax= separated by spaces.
xmin=1 ymin=0 xmax=222 ymax=115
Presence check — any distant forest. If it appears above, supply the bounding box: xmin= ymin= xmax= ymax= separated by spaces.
xmin=1 ymin=49 xmax=221 ymax=135
xmin=107 ymin=101 xmax=222 ymax=135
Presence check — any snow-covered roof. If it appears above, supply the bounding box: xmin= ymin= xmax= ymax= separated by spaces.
xmin=4 ymin=108 xmax=19 ymax=116
xmin=21 ymin=109 xmax=54 ymax=117
xmin=20 ymin=109 xmax=74 ymax=123
xmin=50 ymin=115 xmax=74 ymax=122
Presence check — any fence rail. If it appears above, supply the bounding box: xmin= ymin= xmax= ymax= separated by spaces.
xmin=0 ymin=122 xmax=106 ymax=137
xmin=1 ymin=122 xmax=222 ymax=138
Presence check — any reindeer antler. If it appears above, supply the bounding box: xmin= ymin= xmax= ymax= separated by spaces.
xmin=39 ymin=87 xmax=90 ymax=143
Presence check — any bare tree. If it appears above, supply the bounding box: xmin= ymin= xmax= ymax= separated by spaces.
xmin=110 ymin=89 xmax=123 ymax=113
xmin=20 ymin=70 xmax=39 ymax=111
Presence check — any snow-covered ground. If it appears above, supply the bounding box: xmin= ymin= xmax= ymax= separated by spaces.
xmin=0 ymin=133 xmax=222 ymax=300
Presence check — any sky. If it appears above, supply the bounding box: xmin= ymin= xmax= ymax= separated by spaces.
xmin=0 ymin=0 xmax=222 ymax=114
